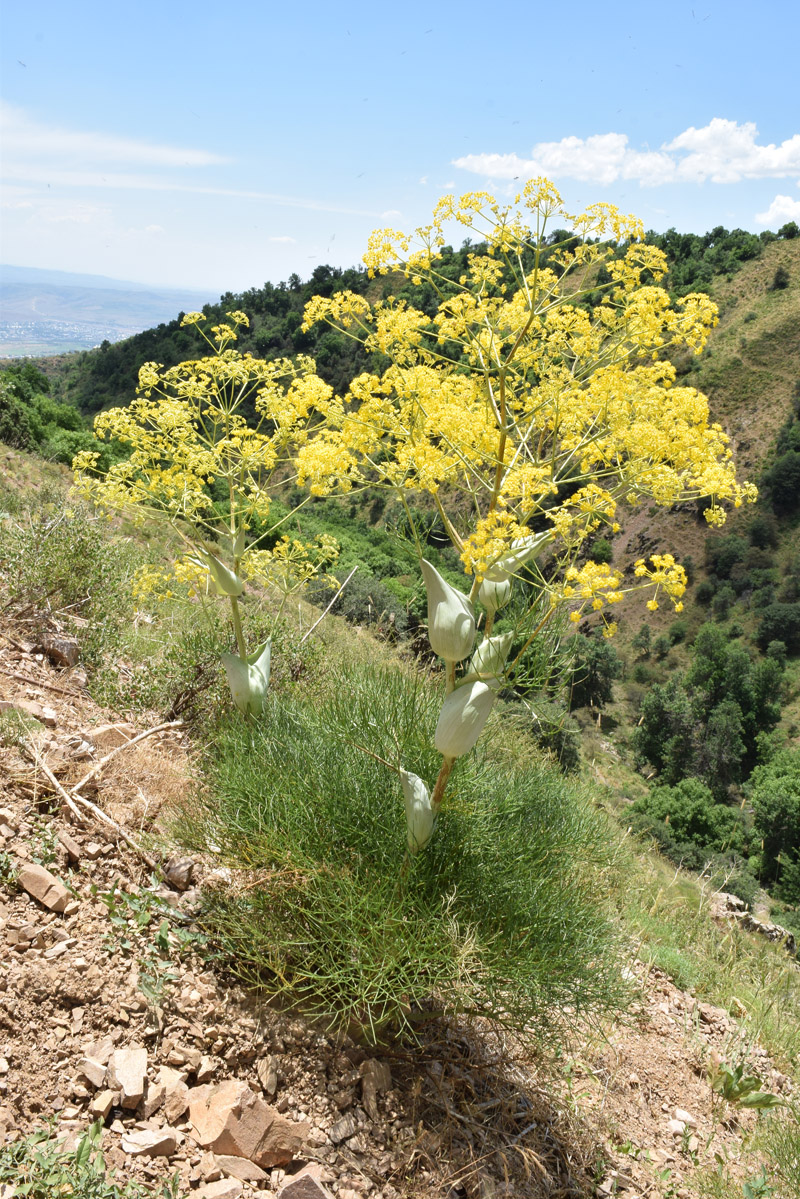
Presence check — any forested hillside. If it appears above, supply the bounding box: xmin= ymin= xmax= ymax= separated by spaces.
xmin=2 ymin=222 xmax=800 ymax=923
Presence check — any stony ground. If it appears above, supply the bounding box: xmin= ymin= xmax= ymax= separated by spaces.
xmin=0 ymin=630 xmax=795 ymax=1198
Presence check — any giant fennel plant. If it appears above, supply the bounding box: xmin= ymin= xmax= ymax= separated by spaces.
xmin=295 ymin=181 xmax=756 ymax=852
xmin=73 ymin=311 xmax=338 ymax=715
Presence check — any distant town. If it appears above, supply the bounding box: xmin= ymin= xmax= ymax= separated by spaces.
xmin=0 ymin=320 xmax=135 ymax=358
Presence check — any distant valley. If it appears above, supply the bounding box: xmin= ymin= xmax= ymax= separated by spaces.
xmin=0 ymin=265 xmax=218 ymax=357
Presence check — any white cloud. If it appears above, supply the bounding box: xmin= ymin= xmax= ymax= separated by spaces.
xmin=756 ymin=194 xmax=800 ymax=225
xmin=454 ymin=119 xmax=800 ymax=190
xmin=0 ymin=101 xmax=226 ymax=168
xmin=666 ymin=119 xmax=800 ymax=183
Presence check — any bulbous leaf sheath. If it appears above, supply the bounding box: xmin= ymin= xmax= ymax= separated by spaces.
xmin=434 ymin=678 xmax=496 ymax=758
xmin=190 ymin=549 xmax=245 ymax=597
xmin=420 ymin=558 xmax=476 ymax=663
xmin=483 ymin=532 xmax=553 ymax=582
xmin=220 ymin=638 xmax=271 ymax=716
xmin=400 ymin=769 xmax=436 ymax=853
xmin=465 ymin=631 xmax=513 ymax=687
xmin=477 ymin=576 xmax=512 ymax=616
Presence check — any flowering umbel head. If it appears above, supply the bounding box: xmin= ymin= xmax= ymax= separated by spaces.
xmin=420 ymin=559 xmax=476 ymax=663
xmin=220 ymin=639 xmax=272 ymax=717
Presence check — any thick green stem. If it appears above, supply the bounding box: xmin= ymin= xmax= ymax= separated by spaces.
xmin=229 ymin=595 xmax=247 ymax=659
xmin=430 ymin=755 xmax=455 ymax=815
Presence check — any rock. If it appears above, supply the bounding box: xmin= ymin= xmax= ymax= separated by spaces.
xmin=3 ymin=700 xmax=58 ymax=728
xmin=667 ymin=1118 xmax=686 ymax=1136
xmin=121 ymin=1128 xmax=178 ymax=1157
xmin=84 ymin=723 xmax=136 ymax=750
xmin=359 ymin=1058 xmax=391 ymax=1120
xmin=90 ymin=1090 xmax=115 ymax=1120
xmin=42 ymin=633 xmax=80 ymax=669
xmin=57 ymin=830 xmax=82 ymax=863
xmin=188 ymin=1079 xmax=308 ymax=1168
xmin=164 ymin=857 xmax=195 ymax=891
xmin=215 ymin=1154 xmax=268 ymax=1182
xmin=197 ymin=1180 xmax=243 ymax=1199
xmin=256 ymin=1055 xmax=278 ymax=1096
xmin=77 ymin=1057 xmax=107 ymax=1088
xmin=279 ymin=1164 xmax=333 ymax=1199
xmin=18 ymin=864 xmax=71 ymax=912
xmin=673 ymin=1107 xmax=697 ymax=1128
xmin=107 ymin=1046 xmax=148 ymax=1110
xmin=329 ymin=1113 xmax=358 ymax=1144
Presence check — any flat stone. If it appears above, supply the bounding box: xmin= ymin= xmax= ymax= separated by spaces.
xmin=18 ymin=864 xmax=71 ymax=912
xmin=78 ymin=1057 xmax=107 ymax=1088
xmin=188 ymin=1079 xmax=308 ymax=1168
xmin=674 ymin=1107 xmax=697 ymax=1128
xmin=84 ymin=723 xmax=136 ymax=750
xmin=215 ymin=1154 xmax=268 ymax=1182
xmin=90 ymin=1090 xmax=115 ymax=1120
xmin=121 ymin=1128 xmax=178 ymax=1157
xmin=197 ymin=1181 xmax=243 ymax=1199
xmin=667 ymin=1118 xmax=686 ymax=1136
xmin=107 ymin=1046 xmax=148 ymax=1110
xmin=279 ymin=1164 xmax=333 ymax=1199
xmin=57 ymin=830 xmax=82 ymax=863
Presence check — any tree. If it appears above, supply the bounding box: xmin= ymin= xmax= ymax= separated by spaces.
xmin=770 ymin=265 xmax=791 ymax=291
xmin=749 ymin=751 xmax=800 ymax=898
xmin=569 ymin=634 xmax=622 ymax=710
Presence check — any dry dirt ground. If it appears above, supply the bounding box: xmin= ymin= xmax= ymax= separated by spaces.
xmin=0 ymin=631 xmax=794 ymax=1199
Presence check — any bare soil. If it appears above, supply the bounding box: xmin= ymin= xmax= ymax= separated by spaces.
xmin=0 ymin=632 xmax=794 ymax=1198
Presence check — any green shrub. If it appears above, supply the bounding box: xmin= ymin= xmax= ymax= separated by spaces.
xmin=177 ymin=660 xmax=624 ymax=1040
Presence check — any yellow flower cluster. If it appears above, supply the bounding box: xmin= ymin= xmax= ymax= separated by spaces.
xmin=633 ymin=554 xmax=687 ymax=611
xmin=460 ymin=509 xmax=531 ymax=577
xmin=243 ymin=534 xmax=340 ymax=595
xmin=297 ymin=184 xmax=755 ymax=634
xmin=73 ymin=335 xmax=324 ymax=538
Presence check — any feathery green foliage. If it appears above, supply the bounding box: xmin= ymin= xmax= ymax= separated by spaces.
xmin=178 ymin=659 xmax=625 ymax=1040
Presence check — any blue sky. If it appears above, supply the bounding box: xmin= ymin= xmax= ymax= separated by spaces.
xmin=2 ymin=0 xmax=799 ymax=295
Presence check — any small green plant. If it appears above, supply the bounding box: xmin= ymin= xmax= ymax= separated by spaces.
xmin=93 ymin=882 xmax=201 ymax=1014
xmin=0 ymin=1119 xmax=179 ymax=1197
xmin=0 ymin=851 xmax=17 ymax=887
xmin=710 ymin=1059 xmax=784 ymax=1111
xmin=742 ymin=1166 xmax=773 ymax=1198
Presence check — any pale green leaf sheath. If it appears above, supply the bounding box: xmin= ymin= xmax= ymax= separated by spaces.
xmin=420 ymin=558 xmax=476 ymax=663
xmin=400 ymin=769 xmax=436 ymax=853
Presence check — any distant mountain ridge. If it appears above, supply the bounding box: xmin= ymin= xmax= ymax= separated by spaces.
xmin=0 ymin=265 xmax=219 ymax=357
